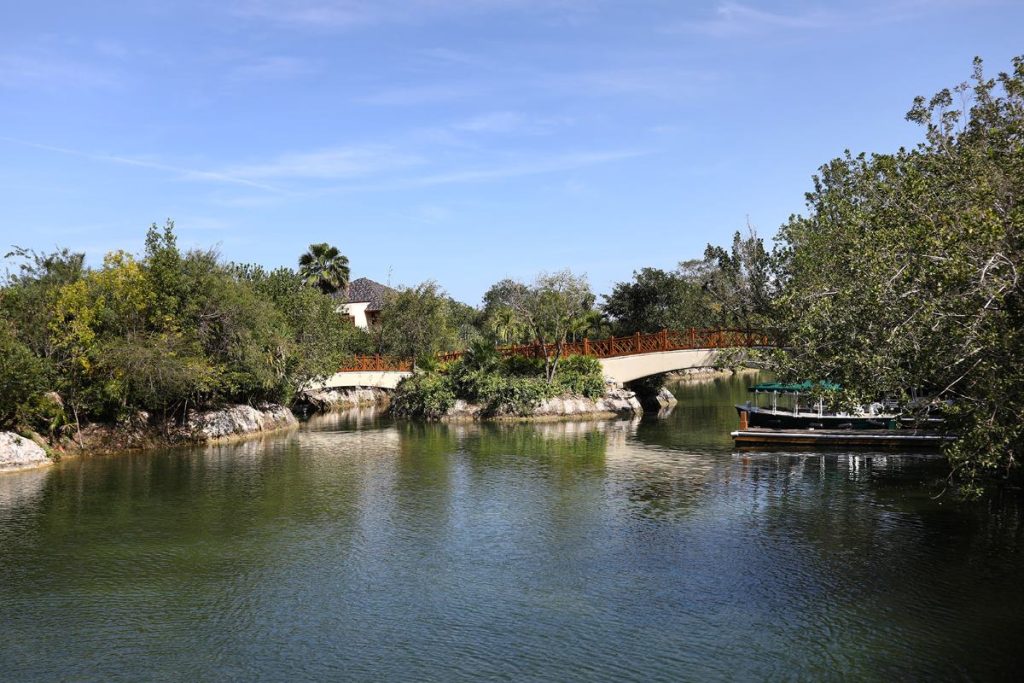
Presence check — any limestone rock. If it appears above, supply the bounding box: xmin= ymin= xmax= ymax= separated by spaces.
xmin=594 ymin=388 xmax=644 ymax=415
xmin=299 ymin=387 xmax=390 ymax=412
xmin=447 ymin=399 xmax=483 ymax=420
xmin=656 ymin=387 xmax=678 ymax=408
xmin=0 ymin=432 xmax=51 ymax=472
xmin=442 ymin=389 xmax=643 ymax=420
xmin=187 ymin=404 xmax=297 ymax=442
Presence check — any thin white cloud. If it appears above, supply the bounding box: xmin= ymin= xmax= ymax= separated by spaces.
xmin=677 ymin=0 xmax=983 ymax=37
xmin=392 ymin=148 xmax=651 ymax=188
xmin=455 ymin=111 xmax=525 ymax=133
xmin=230 ymin=0 xmax=598 ymax=29
xmin=181 ymin=146 xmax=651 ymax=209
xmin=354 ymin=83 xmax=483 ymax=106
xmin=231 ymin=0 xmax=377 ymax=28
xmin=451 ymin=111 xmax=574 ymax=135
xmin=0 ymin=53 xmax=120 ymax=90
xmin=218 ymin=146 xmax=423 ymax=180
xmin=687 ymin=2 xmax=835 ymax=36
xmin=546 ymin=66 xmax=718 ymax=99
xmin=0 ymin=137 xmax=286 ymax=193
xmin=228 ymin=56 xmax=320 ymax=81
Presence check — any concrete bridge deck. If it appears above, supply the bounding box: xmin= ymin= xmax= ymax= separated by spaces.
xmin=316 ymin=329 xmax=771 ymax=390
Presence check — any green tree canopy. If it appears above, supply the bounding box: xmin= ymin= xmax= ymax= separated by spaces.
xmin=298 ymin=242 xmax=350 ymax=295
xmin=772 ymin=55 xmax=1024 ymax=493
xmin=602 ymin=267 xmax=710 ymax=334
xmin=482 ymin=270 xmax=594 ymax=383
xmin=376 ymin=280 xmax=459 ymax=367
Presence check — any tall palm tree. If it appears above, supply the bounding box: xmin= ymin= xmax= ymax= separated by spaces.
xmin=298 ymin=243 xmax=350 ymax=295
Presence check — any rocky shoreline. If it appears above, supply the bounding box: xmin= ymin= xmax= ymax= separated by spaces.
xmin=441 ymin=386 xmax=644 ymax=422
xmin=0 ymin=382 xmax=671 ymax=471
xmin=0 ymin=402 xmax=301 ymax=473
xmin=0 ymin=432 xmax=52 ymax=473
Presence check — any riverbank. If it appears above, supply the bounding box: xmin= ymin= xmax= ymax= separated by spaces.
xmin=0 ymin=432 xmax=52 ymax=473
xmin=438 ymin=386 xmax=643 ymax=422
xmin=0 ymin=402 xmax=300 ymax=472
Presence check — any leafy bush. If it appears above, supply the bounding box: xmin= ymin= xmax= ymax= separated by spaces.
xmin=502 ymin=354 xmax=545 ymax=377
xmin=481 ymin=376 xmax=555 ymax=417
xmin=552 ymin=354 xmax=605 ymax=398
xmin=391 ymin=372 xmax=457 ymax=419
xmin=0 ymin=324 xmax=49 ymax=428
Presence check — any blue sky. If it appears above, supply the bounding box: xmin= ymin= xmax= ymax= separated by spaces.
xmin=1 ymin=1 xmax=1021 ymax=304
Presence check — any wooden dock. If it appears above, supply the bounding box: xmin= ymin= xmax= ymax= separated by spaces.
xmin=731 ymin=428 xmax=955 ymax=449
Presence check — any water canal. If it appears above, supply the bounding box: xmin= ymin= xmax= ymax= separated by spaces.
xmin=1 ymin=373 xmax=1022 ymax=680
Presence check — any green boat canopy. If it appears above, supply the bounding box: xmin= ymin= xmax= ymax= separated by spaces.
xmin=749 ymin=380 xmax=842 ymax=393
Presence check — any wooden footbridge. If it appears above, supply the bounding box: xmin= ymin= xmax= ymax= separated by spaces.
xmin=312 ymin=329 xmax=773 ymax=390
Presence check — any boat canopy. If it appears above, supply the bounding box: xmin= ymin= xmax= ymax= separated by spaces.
xmin=749 ymin=380 xmax=842 ymax=393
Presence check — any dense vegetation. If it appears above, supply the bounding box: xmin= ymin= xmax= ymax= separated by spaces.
xmin=391 ymin=342 xmax=605 ymax=419
xmin=601 ymin=230 xmax=771 ymax=334
xmin=0 ymin=223 xmax=372 ymax=438
xmin=770 ymin=56 xmax=1023 ymax=494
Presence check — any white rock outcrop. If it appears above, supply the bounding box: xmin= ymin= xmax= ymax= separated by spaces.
xmin=300 ymin=387 xmax=390 ymax=412
xmin=187 ymin=403 xmax=298 ymax=442
xmin=0 ymin=432 xmax=52 ymax=472
xmin=656 ymin=387 xmax=678 ymax=408
xmin=442 ymin=388 xmax=642 ymax=421
xmin=533 ymin=388 xmax=643 ymax=417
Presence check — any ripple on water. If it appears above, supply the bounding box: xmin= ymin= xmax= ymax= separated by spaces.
xmin=1 ymin=386 xmax=1023 ymax=681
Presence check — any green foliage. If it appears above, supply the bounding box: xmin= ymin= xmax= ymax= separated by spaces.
xmin=375 ymin=280 xmax=460 ymax=364
xmin=602 ymin=230 xmax=771 ymax=336
xmin=687 ymin=228 xmax=772 ymax=328
xmin=92 ymin=333 xmax=217 ymax=416
xmin=482 ymin=376 xmax=555 ymax=417
xmin=551 ymin=354 xmax=605 ymax=398
xmin=390 ymin=372 xmax=457 ymax=419
xmin=0 ymin=323 xmax=49 ymax=428
xmin=392 ymin=351 xmax=602 ymax=419
xmin=502 ymin=354 xmax=546 ymax=377
xmin=481 ymin=270 xmax=595 ymax=383
xmin=298 ymin=242 xmax=350 ymax=295
xmin=0 ymin=222 xmax=373 ymax=429
xmin=237 ymin=264 xmax=372 ymax=394
xmin=602 ymin=267 xmax=711 ymax=334
xmin=772 ymin=55 xmax=1024 ymax=494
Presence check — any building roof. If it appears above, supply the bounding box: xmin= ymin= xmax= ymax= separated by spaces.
xmin=335 ymin=277 xmax=394 ymax=311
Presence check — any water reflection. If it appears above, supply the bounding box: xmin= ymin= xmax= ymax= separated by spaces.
xmin=0 ymin=467 xmax=49 ymax=512
xmin=1 ymin=375 xmax=1022 ymax=681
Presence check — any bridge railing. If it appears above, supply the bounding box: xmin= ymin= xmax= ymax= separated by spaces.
xmin=339 ymin=329 xmax=773 ymax=372
xmin=338 ymin=355 xmax=413 ymax=372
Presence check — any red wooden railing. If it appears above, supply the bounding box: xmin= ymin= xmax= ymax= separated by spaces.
xmin=338 ymin=355 xmax=413 ymax=372
xmin=338 ymin=328 xmax=773 ymax=372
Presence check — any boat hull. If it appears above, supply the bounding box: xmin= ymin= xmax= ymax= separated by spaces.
xmin=736 ymin=405 xmax=895 ymax=430
xmin=731 ymin=427 xmax=954 ymax=449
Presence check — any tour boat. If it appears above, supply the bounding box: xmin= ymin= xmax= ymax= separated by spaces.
xmin=735 ymin=381 xmax=900 ymax=431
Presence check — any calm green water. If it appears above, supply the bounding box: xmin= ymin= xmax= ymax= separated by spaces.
xmin=2 ymin=373 xmax=1023 ymax=681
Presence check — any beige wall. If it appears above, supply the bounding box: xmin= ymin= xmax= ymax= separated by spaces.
xmin=337 ymin=301 xmax=371 ymax=328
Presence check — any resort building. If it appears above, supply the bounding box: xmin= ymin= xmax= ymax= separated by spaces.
xmin=334 ymin=277 xmax=393 ymax=329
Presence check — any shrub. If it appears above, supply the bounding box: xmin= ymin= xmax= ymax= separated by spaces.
xmin=552 ymin=354 xmax=605 ymax=398
xmin=502 ymin=354 xmax=545 ymax=377
xmin=0 ymin=324 xmax=49 ymax=428
xmin=391 ymin=372 xmax=457 ymax=419
xmin=482 ymin=376 xmax=555 ymax=417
